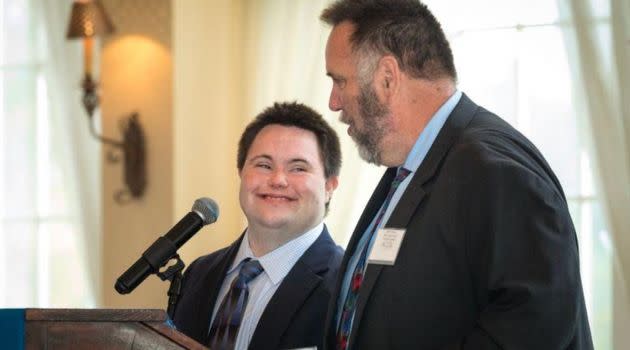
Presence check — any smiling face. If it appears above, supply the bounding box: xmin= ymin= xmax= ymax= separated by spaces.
xmin=239 ymin=124 xmax=338 ymax=237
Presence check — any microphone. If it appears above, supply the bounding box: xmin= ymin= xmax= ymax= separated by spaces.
xmin=115 ymin=197 xmax=219 ymax=294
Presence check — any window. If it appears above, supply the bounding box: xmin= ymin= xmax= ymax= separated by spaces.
xmin=1 ymin=0 xmax=95 ymax=308
xmin=424 ymin=0 xmax=612 ymax=347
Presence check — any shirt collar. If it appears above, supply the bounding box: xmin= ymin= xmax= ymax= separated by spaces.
xmin=402 ymin=90 xmax=462 ymax=173
xmin=228 ymin=222 xmax=324 ymax=285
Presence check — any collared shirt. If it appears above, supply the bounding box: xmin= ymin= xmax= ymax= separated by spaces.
xmin=336 ymin=90 xmax=463 ymax=331
xmin=210 ymin=222 xmax=324 ymax=350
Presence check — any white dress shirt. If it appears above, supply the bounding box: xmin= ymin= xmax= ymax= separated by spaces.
xmin=210 ymin=222 xmax=324 ymax=350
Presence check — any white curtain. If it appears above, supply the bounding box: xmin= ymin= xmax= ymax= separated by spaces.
xmin=242 ymin=0 xmax=383 ymax=246
xmin=557 ymin=0 xmax=630 ymax=302
xmin=38 ymin=0 xmax=101 ymax=304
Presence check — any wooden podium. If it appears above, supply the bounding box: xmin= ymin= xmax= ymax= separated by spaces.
xmin=20 ymin=309 xmax=206 ymax=349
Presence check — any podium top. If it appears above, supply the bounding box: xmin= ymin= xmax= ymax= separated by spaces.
xmin=1 ymin=308 xmax=206 ymax=350
xmin=25 ymin=308 xmax=166 ymax=322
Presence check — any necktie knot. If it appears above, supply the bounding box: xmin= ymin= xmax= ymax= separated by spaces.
xmin=234 ymin=258 xmax=264 ymax=288
xmin=392 ymin=167 xmax=411 ymax=189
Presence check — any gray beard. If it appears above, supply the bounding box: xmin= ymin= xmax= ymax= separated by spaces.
xmin=352 ymin=83 xmax=391 ymax=165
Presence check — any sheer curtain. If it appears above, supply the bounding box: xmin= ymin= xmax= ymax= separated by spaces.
xmin=556 ymin=0 xmax=630 ymax=347
xmin=557 ymin=0 xmax=630 ymax=300
xmin=0 ymin=0 xmax=99 ymax=307
xmin=39 ymin=0 xmax=102 ymax=306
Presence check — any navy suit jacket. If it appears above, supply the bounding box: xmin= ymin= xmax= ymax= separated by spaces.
xmin=323 ymin=94 xmax=593 ymax=349
xmin=173 ymin=226 xmax=343 ymax=350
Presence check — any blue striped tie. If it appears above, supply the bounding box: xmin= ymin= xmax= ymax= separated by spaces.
xmin=208 ymin=258 xmax=264 ymax=350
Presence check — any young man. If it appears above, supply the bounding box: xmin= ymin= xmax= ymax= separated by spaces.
xmin=172 ymin=102 xmax=343 ymax=350
xmin=320 ymin=0 xmax=593 ymax=349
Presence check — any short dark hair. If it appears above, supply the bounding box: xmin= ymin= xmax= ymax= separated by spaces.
xmin=321 ymin=0 xmax=457 ymax=82
xmin=237 ymin=102 xmax=342 ymax=180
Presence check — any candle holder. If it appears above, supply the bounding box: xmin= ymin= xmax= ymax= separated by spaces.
xmin=82 ymin=73 xmax=98 ymax=117
xmin=67 ymin=0 xmax=147 ymax=203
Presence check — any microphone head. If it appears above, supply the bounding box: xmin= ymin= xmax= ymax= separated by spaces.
xmin=192 ymin=197 xmax=219 ymax=225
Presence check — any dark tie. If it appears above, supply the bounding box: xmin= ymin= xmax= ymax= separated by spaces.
xmin=337 ymin=167 xmax=412 ymax=350
xmin=207 ymin=258 xmax=264 ymax=350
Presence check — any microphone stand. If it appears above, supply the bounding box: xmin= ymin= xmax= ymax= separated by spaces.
xmin=157 ymin=254 xmax=186 ymax=320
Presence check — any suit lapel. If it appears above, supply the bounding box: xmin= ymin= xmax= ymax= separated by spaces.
xmin=250 ymin=227 xmax=336 ymax=350
xmin=191 ymin=235 xmax=243 ymax=344
xmin=348 ymin=94 xmax=479 ymax=346
xmin=345 ymin=168 xmax=397 ymax=255
xmin=324 ymin=168 xmax=396 ymax=348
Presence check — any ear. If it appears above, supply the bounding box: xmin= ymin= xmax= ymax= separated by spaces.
xmin=373 ymin=55 xmax=401 ymax=100
xmin=324 ymin=176 xmax=339 ymax=202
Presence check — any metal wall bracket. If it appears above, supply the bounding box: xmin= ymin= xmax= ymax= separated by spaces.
xmin=82 ymin=73 xmax=147 ymax=204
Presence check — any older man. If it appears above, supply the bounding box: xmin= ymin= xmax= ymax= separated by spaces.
xmin=172 ymin=102 xmax=343 ymax=350
xmin=320 ymin=1 xmax=593 ymax=349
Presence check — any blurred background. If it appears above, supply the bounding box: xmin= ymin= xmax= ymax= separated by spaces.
xmin=0 ymin=0 xmax=628 ymax=348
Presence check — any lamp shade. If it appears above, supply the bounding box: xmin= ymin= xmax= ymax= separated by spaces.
xmin=66 ymin=0 xmax=114 ymax=39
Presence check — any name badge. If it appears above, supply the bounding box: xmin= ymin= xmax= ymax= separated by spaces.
xmin=367 ymin=228 xmax=406 ymax=265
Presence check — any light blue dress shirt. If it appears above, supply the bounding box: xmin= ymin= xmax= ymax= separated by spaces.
xmin=211 ymin=222 xmax=324 ymax=350
xmin=336 ymin=90 xmax=463 ymax=331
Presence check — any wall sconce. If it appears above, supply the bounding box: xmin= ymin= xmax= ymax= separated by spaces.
xmin=66 ymin=0 xmax=146 ymax=203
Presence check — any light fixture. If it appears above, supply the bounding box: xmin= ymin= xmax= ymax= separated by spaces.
xmin=66 ymin=0 xmax=146 ymax=203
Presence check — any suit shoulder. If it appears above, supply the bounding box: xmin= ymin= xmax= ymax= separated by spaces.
xmin=437 ymin=113 xmax=568 ymax=215
xmin=449 ymin=110 xmax=558 ymax=185
xmin=460 ymin=108 xmax=539 ymax=158
xmin=325 ymin=244 xmax=344 ymax=279
xmin=316 ymin=234 xmax=345 ymax=289
xmin=183 ymin=246 xmax=232 ymax=278
xmin=319 ymin=230 xmax=345 ymax=266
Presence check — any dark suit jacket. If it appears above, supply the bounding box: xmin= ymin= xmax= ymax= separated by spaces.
xmin=324 ymin=94 xmax=593 ymax=349
xmin=173 ymin=226 xmax=343 ymax=350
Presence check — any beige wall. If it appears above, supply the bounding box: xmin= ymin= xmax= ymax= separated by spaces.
xmin=172 ymin=0 xmax=246 ymax=267
xmin=99 ymin=0 xmax=245 ymax=308
xmin=100 ymin=0 xmax=173 ymax=308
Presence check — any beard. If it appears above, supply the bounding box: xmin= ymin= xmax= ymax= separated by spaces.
xmin=344 ymin=82 xmax=391 ymax=165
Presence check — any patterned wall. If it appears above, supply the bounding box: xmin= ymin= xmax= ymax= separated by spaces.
xmin=101 ymin=0 xmax=171 ymax=48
